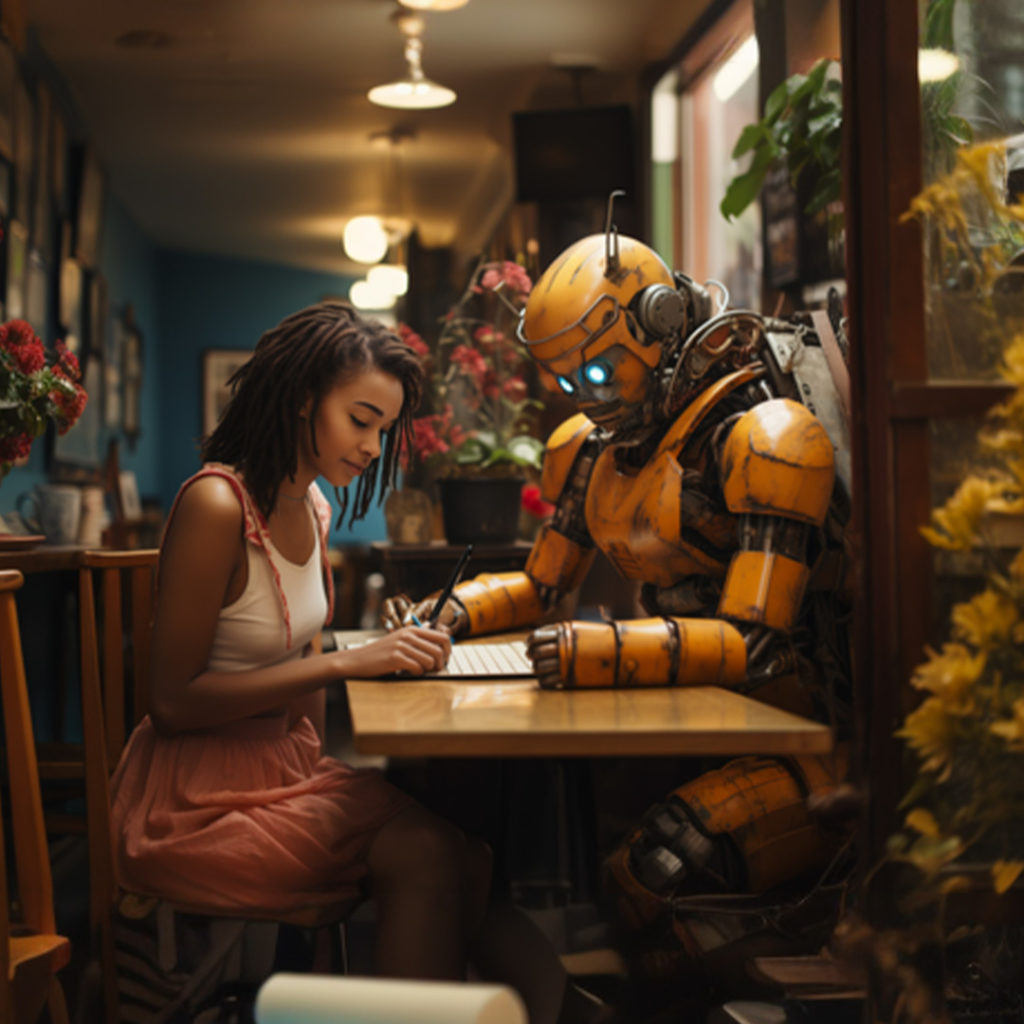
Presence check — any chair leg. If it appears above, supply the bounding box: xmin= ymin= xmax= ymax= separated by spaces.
xmin=47 ymin=976 xmax=70 ymax=1024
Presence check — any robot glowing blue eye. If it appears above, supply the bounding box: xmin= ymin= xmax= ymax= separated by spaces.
xmin=583 ymin=361 xmax=611 ymax=386
xmin=557 ymin=376 xmax=575 ymax=394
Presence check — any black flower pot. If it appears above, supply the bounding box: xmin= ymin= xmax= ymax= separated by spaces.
xmin=439 ymin=476 xmax=524 ymax=544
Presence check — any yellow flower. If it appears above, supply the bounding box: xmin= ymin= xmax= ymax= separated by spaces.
xmin=910 ymin=643 xmax=985 ymax=712
xmin=992 ymin=859 xmax=1024 ymax=894
xmin=951 ymin=590 xmax=1019 ymax=650
xmin=904 ymin=808 xmax=940 ymax=838
xmin=897 ymin=696 xmax=959 ymax=776
xmin=989 ymin=696 xmax=1024 ymax=751
xmin=920 ymin=476 xmax=1003 ymax=550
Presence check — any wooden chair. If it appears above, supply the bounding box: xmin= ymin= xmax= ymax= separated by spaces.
xmin=0 ymin=569 xmax=71 ymax=1024
xmin=78 ymin=550 xmax=353 ymax=1024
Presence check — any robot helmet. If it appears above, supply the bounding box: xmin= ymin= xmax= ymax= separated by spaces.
xmin=518 ymin=231 xmax=711 ymax=430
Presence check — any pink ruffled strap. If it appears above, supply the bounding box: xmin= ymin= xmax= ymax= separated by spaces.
xmin=161 ymin=464 xmax=335 ymax=649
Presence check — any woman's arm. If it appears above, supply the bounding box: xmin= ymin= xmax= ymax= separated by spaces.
xmin=149 ymin=477 xmax=452 ymax=736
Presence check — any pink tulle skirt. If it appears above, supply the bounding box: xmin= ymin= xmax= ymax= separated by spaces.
xmin=110 ymin=714 xmax=412 ymax=913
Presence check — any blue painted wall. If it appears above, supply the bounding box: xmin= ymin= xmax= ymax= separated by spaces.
xmin=0 ymin=189 xmax=161 ymax=517
xmin=155 ymin=249 xmax=386 ymax=545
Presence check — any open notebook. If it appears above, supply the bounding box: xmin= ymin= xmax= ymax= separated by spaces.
xmin=335 ymin=634 xmax=535 ymax=678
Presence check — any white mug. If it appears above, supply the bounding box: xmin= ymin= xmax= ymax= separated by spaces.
xmin=16 ymin=484 xmax=83 ymax=545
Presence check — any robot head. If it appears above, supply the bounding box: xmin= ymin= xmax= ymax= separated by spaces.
xmin=518 ymin=232 xmax=710 ymax=430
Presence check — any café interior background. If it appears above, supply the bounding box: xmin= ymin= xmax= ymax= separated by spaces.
xmin=0 ymin=0 xmax=840 ymax=544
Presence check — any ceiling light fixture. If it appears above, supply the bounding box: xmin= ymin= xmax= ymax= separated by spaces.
xmin=350 ymin=278 xmax=397 ymax=311
xmin=368 ymin=9 xmax=456 ymax=110
xmin=343 ymin=215 xmax=389 ymax=264
xmin=398 ymin=0 xmax=469 ymax=9
xmin=368 ymin=263 xmax=409 ymax=297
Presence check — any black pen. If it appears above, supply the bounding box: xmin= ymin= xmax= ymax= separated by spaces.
xmin=427 ymin=544 xmax=473 ymax=626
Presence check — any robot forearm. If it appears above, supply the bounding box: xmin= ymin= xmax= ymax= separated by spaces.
xmin=527 ymin=616 xmax=747 ymax=690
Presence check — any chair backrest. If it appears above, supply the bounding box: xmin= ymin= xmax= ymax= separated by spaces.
xmin=78 ymin=549 xmax=159 ymax=1024
xmin=80 ymin=549 xmax=159 ymax=769
xmin=0 ymin=569 xmax=59 ymax=1010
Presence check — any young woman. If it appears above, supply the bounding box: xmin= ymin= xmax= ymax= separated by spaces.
xmin=109 ymin=301 xmax=603 ymax=1024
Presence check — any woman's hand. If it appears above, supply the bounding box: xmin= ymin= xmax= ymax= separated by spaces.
xmin=341 ymin=624 xmax=452 ymax=678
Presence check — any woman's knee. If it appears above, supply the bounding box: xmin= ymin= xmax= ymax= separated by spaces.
xmin=367 ymin=807 xmax=466 ymax=889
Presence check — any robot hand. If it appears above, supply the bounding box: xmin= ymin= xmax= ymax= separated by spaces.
xmin=526 ymin=617 xmax=747 ymax=690
xmin=380 ymin=592 xmax=469 ymax=635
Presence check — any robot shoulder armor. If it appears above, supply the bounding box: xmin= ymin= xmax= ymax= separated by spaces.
xmin=720 ymin=399 xmax=835 ymax=525
xmin=541 ymin=413 xmax=598 ymax=502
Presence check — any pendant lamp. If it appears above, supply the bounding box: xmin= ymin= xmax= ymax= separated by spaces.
xmin=368 ymin=9 xmax=455 ymax=110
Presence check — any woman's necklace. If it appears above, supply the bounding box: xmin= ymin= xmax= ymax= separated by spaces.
xmin=277 ymin=490 xmax=307 ymax=503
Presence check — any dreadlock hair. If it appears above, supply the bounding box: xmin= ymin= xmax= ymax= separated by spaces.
xmin=201 ymin=300 xmax=423 ymax=527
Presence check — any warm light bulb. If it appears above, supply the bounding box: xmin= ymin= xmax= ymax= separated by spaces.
xmin=350 ymin=278 xmax=396 ymax=310
xmin=398 ymin=0 xmax=469 ymax=9
xmin=367 ymin=78 xmax=456 ymax=110
xmin=343 ymin=216 xmax=389 ymax=263
xmin=918 ymin=48 xmax=960 ymax=82
xmin=368 ymin=264 xmax=409 ymax=297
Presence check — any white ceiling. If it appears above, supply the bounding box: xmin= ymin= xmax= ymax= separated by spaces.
xmin=26 ymin=0 xmax=708 ymax=276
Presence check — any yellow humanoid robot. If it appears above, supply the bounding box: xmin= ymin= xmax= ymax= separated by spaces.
xmin=385 ymin=210 xmax=854 ymax=987
xmin=385 ymin=216 xmax=850 ymax=717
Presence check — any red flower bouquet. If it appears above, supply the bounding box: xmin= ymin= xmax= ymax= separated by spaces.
xmin=398 ymin=259 xmax=544 ymax=480
xmin=0 ymin=319 xmax=88 ymax=478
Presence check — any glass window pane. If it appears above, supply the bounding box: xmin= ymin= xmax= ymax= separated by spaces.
xmin=919 ymin=1 xmax=1024 ymax=380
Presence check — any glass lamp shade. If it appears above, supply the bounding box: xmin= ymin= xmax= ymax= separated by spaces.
xmin=398 ymin=0 xmax=470 ymax=9
xmin=367 ymin=263 xmax=409 ymax=297
xmin=343 ymin=216 xmax=389 ymax=263
xmin=350 ymin=278 xmax=396 ymax=310
xmin=367 ymin=76 xmax=456 ymax=110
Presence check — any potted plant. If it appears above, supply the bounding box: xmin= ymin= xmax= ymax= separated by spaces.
xmin=0 ymin=318 xmax=88 ymax=478
xmin=397 ymin=259 xmax=545 ymax=544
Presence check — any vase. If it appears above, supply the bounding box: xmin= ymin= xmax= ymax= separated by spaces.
xmin=438 ymin=476 xmax=524 ymax=545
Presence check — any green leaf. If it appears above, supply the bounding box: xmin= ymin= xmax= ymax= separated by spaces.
xmin=731 ymin=122 xmax=767 ymax=159
xmin=763 ymin=79 xmax=790 ymax=122
xmin=720 ymin=164 xmax=769 ymax=221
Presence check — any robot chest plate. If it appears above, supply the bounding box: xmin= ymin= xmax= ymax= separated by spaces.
xmin=584 ymin=447 xmax=732 ymax=586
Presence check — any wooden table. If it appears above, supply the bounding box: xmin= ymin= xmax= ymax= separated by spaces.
xmin=0 ymin=543 xmax=87 ymax=573
xmin=341 ymin=632 xmax=834 ymax=759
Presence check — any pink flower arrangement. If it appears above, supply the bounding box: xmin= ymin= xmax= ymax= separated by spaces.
xmin=0 ymin=319 xmax=88 ymax=477
xmin=398 ymin=259 xmax=545 ymax=479
xmin=520 ymin=483 xmax=555 ymax=520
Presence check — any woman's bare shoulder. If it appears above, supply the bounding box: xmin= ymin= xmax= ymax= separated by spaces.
xmin=166 ymin=474 xmax=245 ymax=545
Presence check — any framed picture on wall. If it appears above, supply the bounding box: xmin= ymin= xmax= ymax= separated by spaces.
xmin=12 ymin=68 xmax=31 ymax=225
xmin=49 ymin=348 xmax=103 ymax=477
xmin=73 ymin=144 xmax=104 ymax=266
xmin=121 ymin=312 xmax=142 ymax=448
xmin=202 ymin=348 xmax=250 ymax=437
xmin=0 ymin=38 xmax=15 ymax=163
xmin=5 ymin=218 xmax=26 ymax=318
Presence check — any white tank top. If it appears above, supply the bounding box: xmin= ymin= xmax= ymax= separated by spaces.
xmin=207 ymin=507 xmax=328 ymax=672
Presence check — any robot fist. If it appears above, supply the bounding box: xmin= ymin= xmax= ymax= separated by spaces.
xmin=380 ymin=592 xmax=468 ymax=635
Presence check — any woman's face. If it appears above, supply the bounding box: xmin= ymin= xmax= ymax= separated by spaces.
xmin=298 ymin=366 xmax=404 ymax=489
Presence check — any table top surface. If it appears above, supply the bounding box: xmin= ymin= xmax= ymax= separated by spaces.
xmin=339 ymin=630 xmax=834 ymax=758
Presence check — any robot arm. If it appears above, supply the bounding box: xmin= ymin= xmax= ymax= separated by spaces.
xmin=527 ymin=399 xmax=835 ymax=690
xmin=382 ymin=415 xmax=599 ymax=636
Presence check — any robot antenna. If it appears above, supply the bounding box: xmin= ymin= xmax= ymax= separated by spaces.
xmin=604 ymin=189 xmax=626 ymax=276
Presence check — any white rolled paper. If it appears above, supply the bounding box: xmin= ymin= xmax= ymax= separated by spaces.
xmin=255 ymin=974 xmax=528 ymax=1024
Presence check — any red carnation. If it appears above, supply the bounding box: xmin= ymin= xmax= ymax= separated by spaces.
xmin=0 ymin=432 xmax=33 ymax=463
xmin=52 ymin=383 xmax=88 ymax=433
xmin=521 ymin=483 xmax=554 ymax=519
